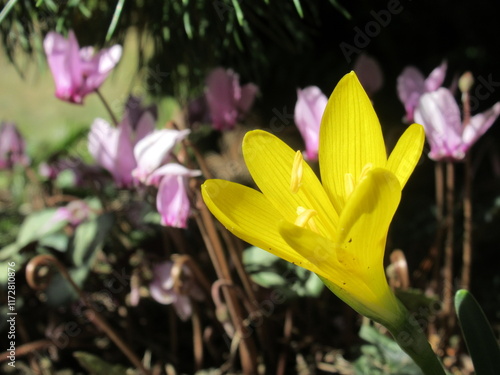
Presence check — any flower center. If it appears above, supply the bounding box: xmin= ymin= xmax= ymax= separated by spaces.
xmin=344 ymin=163 xmax=373 ymax=198
xmin=294 ymin=206 xmax=320 ymax=233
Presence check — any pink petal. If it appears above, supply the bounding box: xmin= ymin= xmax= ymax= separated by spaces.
xmin=424 ymin=61 xmax=447 ymax=92
xmin=205 ymin=68 xmax=239 ymax=130
xmin=294 ymin=86 xmax=327 ymax=161
xmin=133 ymin=129 xmax=190 ymax=183
xmin=353 ymin=54 xmax=384 ymax=97
xmin=397 ymin=66 xmax=426 ymax=122
xmin=237 ymin=83 xmax=258 ymax=114
xmin=88 ymin=118 xmax=119 ymax=172
xmin=114 ymin=118 xmax=137 ymax=187
xmin=462 ymin=102 xmax=500 ymax=152
xmin=414 ymin=88 xmax=463 ymax=160
xmin=155 ymin=165 xmax=201 ymax=228
xmin=81 ymin=45 xmax=122 ymax=96
xmin=133 ymin=112 xmax=156 ymax=144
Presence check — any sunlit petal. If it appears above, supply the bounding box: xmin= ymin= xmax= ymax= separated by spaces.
xmin=243 ymin=130 xmax=338 ymax=237
xmin=201 ymin=179 xmax=311 ymax=268
xmin=319 ymin=72 xmax=387 ymax=212
xmin=386 ymin=124 xmax=425 ymax=189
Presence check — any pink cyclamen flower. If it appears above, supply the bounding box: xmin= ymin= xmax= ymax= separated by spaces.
xmin=353 ymin=53 xmax=384 ymax=97
xmin=414 ymin=87 xmax=500 ymax=161
xmin=294 ymin=86 xmax=328 ymax=161
xmin=52 ymin=200 xmax=92 ymax=227
xmin=149 ymin=163 xmax=201 ymax=228
xmin=205 ymin=67 xmax=258 ymax=130
xmin=397 ymin=61 xmax=447 ymax=122
xmin=132 ymin=129 xmax=191 ymax=184
xmin=0 ymin=122 xmax=29 ymax=170
xmin=149 ymin=261 xmax=204 ymax=321
xmin=44 ymin=30 xmax=122 ymax=104
xmin=88 ymin=111 xmax=155 ymax=188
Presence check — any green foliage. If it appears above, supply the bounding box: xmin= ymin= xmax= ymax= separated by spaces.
xmin=0 ymin=0 xmax=349 ymax=98
xmin=243 ymin=245 xmax=324 ymax=298
xmin=354 ymin=325 xmax=423 ymax=375
xmin=455 ymin=289 xmax=500 ymax=375
xmin=73 ymin=351 xmax=131 ymax=375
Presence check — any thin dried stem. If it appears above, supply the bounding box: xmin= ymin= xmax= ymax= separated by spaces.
xmin=461 ymin=148 xmax=473 ymax=290
xmin=442 ymin=161 xmax=455 ymax=330
xmin=195 ymin=194 xmax=258 ymax=374
xmin=25 ymin=255 xmax=151 ymax=375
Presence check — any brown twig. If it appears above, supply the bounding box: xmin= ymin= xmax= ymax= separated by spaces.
xmin=442 ymin=161 xmax=455 ymax=331
xmin=25 ymin=255 xmax=151 ymax=375
xmin=195 ymin=195 xmax=258 ymax=374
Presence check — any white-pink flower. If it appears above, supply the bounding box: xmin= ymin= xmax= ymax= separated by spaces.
xmin=414 ymin=87 xmax=500 ymax=161
xmin=294 ymin=86 xmax=327 ymax=161
xmin=132 ymin=129 xmax=191 ymax=184
xmin=397 ymin=61 xmax=447 ymax=123
xmin=149 ymin=164 xmax=201 ymax=228
xmin=44 ymin=30 xmax=122 ymax=104
xmin=149 ymin=261 xmax=204 ymax=321
xmin=88 ymin=111 xmax=155 ymax=188
xmin=0 ymin=122 xmax=29 ymax=170
xmin=205 ymin=68 xmax=258 ymax=130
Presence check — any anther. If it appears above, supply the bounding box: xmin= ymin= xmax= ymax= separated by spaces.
xmin=290 ymin=151 xmax=304 ymax=194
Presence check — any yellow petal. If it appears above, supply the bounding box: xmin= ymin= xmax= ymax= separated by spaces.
xmin=335 ymin=168 xmax=400 ymax=270
xmin=278 ymin=220 xmax=402 ymax=324
xmin=319 ymin=72 xmax=387 ymax=212
xmin=243 ymin=130 xmax=338 ymax=238
xmin=201 ymin=179 xmax=312 ymax=269
xmin=386 ymin=124 xmax=425 ymax=189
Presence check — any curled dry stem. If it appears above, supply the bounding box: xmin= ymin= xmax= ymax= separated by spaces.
xmin=25 ymin=254 xmax=151 ymax=375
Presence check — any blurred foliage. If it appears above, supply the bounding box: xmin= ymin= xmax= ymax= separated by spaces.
xmin=0 ymin=0 xmax=349 ymax=100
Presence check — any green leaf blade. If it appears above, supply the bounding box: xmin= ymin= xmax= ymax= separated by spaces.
xmin=455 ymin=289 xmax=500 ymax=375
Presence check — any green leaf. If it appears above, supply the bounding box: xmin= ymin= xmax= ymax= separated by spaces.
xmin=327 ymin=0 xmax=351 ymax=19
xmin=230 ymin=0 xmax=244 ymax=26
xmin=74 ymin=351 xmax=129 ymax=375
xmin=16 ymin=209 xmax=67 ymax=248
xmin=355 ymin=325 xmax=423 ymax=375
xmin=292 ymin=0 xmax=304 ymax=18
xmin=0 ymin=0 xmax=19 ymax=25
xmin=455 ymin=289 xmax=500 ymax=375
xmin=69 ymin=214 xmax=114 ymax=267
xmin=45 ymin=266 xmax=88 ymax=306
xmin=105 ymin=0 xmax=126 ymax=42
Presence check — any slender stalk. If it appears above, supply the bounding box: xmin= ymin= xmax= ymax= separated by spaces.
xmin=385 ymin=301 xmax=446 ymax=375
xmin=461 ymin=158 xmax=473 ymax=290
xmin=432 ymin=161 xmax=445 ymax=283
xmin=461 ymin=89 xmax=473 ymax=290
xmin=443 ymin=161 xmax=455 ymax=330
xmin=95 ymin=88 xmax=119 ymax=125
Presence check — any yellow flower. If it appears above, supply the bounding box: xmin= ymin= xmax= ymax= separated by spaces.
xmin=201 ymin=71 xmax=424 ymax=326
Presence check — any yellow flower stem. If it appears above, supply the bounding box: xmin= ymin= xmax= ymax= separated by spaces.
xmin=383 ymin=300 xmax=446 ymax=375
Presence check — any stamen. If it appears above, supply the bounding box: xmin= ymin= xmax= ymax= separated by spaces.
xmin=359 ymin=162 xmax=373 ymax=181
xmin=344 ymin=173 xmax=354 ymax=198
xmin=344 ymin=163 xmax=373 ymax=198
xmin=290 ymin=151 xmax=304 ymax=194
xmin=295 ymin=206 xmax=319 ymax=232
